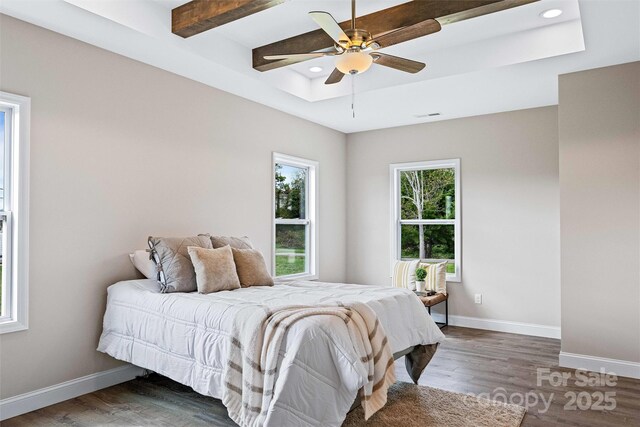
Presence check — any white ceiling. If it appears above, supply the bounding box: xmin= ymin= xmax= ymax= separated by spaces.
xmin=1 ymin=0 xmax=639 ymax=133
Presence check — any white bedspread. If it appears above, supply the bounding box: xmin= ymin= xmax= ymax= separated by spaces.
xmin=98 ymin=279 xmax=445 ymax=426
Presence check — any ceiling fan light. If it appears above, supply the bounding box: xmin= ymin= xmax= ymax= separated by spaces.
xmin=335 ymin=50 xmax=373 ymax=75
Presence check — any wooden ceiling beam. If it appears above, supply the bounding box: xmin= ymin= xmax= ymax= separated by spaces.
xmin=252 ymin=0 xmax=538 ymax=72
xmin=172 ymin=0 xmax=287 ymax=38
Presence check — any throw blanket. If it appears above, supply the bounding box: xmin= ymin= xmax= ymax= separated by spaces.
xmin=222 ymin=302 xmax=396 ymax=427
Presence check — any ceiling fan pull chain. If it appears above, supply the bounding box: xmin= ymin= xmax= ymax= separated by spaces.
xmin=352 ymin=74 xmax=356 ymax=119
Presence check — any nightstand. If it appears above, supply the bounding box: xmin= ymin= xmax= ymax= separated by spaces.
xmin=417 ymin=292 xmax=448 ymax=329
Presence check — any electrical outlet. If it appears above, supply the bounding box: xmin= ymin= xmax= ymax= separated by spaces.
xmin=474 ymin=294 xmax=482 ymax=304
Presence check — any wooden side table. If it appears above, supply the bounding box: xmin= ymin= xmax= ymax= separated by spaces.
xmin=417 ymin=292 xmax=448 ymax=329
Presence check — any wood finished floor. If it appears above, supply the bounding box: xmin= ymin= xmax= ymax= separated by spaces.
xmin=4 ymin=326 xmax=639 ymax=426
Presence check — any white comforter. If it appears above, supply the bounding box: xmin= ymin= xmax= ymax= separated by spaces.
xmin=98 ymin=280 xmax=445 ymax=426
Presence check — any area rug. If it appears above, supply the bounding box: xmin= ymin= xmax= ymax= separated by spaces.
xmin=342 ymin=382 xmax=526 ymax=427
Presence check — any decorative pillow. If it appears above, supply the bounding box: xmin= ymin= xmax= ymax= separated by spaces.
xmin=209 ymin=235 xmax=254 ymax=250
xmin=129 ymin=250 xmax=157 ymax=280
xmin=419 ymin=261 xmax=448 ymax=295
xmin=148 ymin=235 xmax=212 ymax=293
xmin=231 ymin=248 xmax=274 ymax=287
xmin=392 ymin=259 xmax=420 ymax=290
xmin=187 ymin=245 xmax=241 ymax=294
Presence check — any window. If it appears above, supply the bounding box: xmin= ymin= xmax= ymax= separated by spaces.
xmin=273 ymin=153 xmax=318 ymax=280
xmin=0 ymin=92 xmax=30 ymax=334
xmin=390 ymin=159 xmax=461 ymax=282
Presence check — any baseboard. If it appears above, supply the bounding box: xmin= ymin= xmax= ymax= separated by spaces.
xmin=0 ymin=364 xmax=145 ymax=421
xmin=430 ymin=312 xmax=561 ymax=339
xmin=559 ymin=351 xmax=640 ymax=380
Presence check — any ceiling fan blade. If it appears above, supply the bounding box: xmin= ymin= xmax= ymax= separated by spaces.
xmin=324 ymin=68 xmax=345 ymax=85
xmin=371 ymin=19 xmax=441 ymax=50
xmin=309 ymin=11 xmax=351 ymax=46
xmin=371 ymin=53 xmax=425 ymax=74
xmin=264 ymin=52 xmax=335 ymax=61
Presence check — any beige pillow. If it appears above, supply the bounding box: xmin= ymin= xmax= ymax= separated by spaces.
xmin=187 ymin=246 xmax=240 ymax=294
xmin=419 ymin=261 xmax=448 ymax=295
xmin=392 ymin=259 xmax=420 ymax=290
xmin=231 ymin=248 xmax=274 ymax=287
xmin=210 ymin=235 xmax=254 ymax=250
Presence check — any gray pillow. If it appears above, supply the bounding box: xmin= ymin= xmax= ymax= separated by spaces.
xmin=209 ymin=235 xmax=254 ymax=250
xmin=148 ymin=235 xmax=212 ymax=293
xmin=188 ymin=245 xmax=241 ymax=294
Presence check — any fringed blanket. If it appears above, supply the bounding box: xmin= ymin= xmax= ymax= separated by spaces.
xmin=222 ymin=302 xmax=396 ymax=427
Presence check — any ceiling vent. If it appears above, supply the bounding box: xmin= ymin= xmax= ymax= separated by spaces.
xmin=414 ymin=112 xmax=441 ymax=118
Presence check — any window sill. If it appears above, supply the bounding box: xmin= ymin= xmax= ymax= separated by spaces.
xmin=0 ymin=318 xmax=28 ymax=335
xmin=275 ymin=273 xmax=318 ymax=283
xmin=386 ymin=274 xmax=461 ymax=283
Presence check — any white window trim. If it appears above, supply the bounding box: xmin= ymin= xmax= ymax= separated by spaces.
xmin=272 ymin=153 xmax=318 ymax=281
xmin=0 ymin=91 xmax=30 ymax=334
xmin=390 ymin=158 xmax=461 ymax=282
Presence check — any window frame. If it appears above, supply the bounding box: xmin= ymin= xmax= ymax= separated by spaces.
xmin=272 ymin=153 xmax=318 ymax=281
xmin=390 ymin=158 xmax=461 ymax=282
xmin=0 ymin=91 xmax=30 ymax=334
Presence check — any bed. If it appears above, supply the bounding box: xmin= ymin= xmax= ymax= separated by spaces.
xmin=98 ymin=279 xmax=445 ymax=426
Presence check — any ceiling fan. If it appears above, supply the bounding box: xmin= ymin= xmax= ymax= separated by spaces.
xmin=264 ymin=0 xmax=442 ymax=84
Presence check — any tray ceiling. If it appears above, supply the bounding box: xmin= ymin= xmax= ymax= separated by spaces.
xmin=1 ymin=0 xmax=638 ymax=133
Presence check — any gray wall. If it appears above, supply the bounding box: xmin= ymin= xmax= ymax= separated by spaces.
xmin=559 ymin=62 xmax=640 ymax=363
xmin=346 ymin=107 xmax=561 ymax=328
xmin=0 ymin=15 xmax=347 ymax=399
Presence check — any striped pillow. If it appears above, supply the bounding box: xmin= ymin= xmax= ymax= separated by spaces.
xmin=392 ymin=260 xmax=420 ymax=290
xmin=419 ymin=261 xmax=448 ymax=295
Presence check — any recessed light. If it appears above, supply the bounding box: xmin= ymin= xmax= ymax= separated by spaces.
xmin=309 ymin=66 xmax=323 ymax=73
xmin=540 ymin=9 xmax=563 ymax=19
xmin=414 ymin=113 xmax=441 ymax=118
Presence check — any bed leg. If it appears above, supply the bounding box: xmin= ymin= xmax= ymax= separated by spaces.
xmin=404 ymin=343 xmax=439 ymax=384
